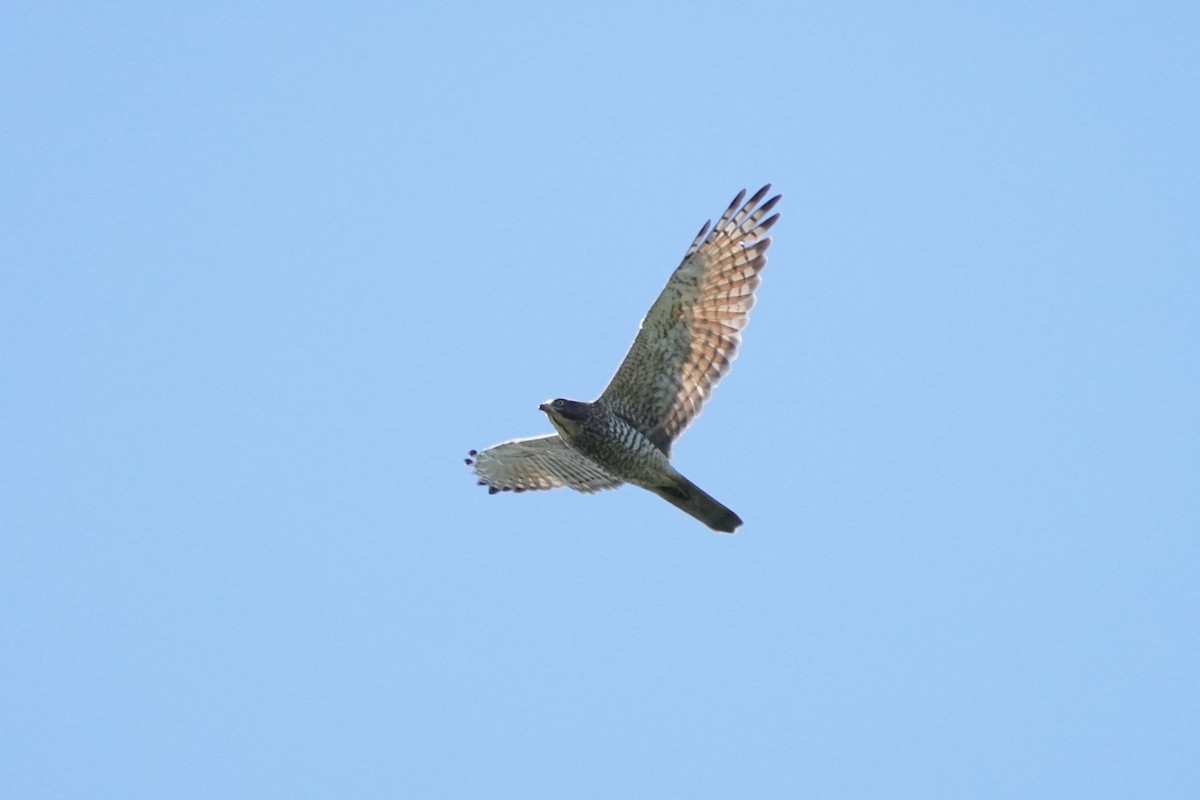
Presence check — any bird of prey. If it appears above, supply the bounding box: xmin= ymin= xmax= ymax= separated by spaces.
xmin=465 ymin=185 xmax=780 ymax=532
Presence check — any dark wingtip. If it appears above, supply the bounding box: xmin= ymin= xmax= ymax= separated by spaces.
xmin=464 ymin=458 xmax=474 ymax=465
xmin=468 ymin=449 xmax=478 ymax=456
xmin=488 ymin=486 xmax=500 ymax=495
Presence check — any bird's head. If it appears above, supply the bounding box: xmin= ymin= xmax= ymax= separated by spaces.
xmin=539 ymin=398 xmax=589 ymax=437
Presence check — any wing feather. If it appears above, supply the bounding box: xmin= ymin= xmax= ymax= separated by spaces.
xmin=599 ymin=185 xmax=780 ymax=453
xmin=467 ymin=434 xmax=623 ymax=494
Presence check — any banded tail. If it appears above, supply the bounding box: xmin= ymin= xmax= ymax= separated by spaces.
xmin=651 ymin=474 xmax=742 ymax=533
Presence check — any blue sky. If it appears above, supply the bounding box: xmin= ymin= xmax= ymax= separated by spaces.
xmin=3 ymin=1 xmax=1197 ymax=797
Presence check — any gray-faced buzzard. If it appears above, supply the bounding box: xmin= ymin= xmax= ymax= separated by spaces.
xmin=466 ymin=186 xmax=780 ymax=532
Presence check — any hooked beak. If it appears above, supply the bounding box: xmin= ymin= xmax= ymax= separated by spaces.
xmin=538 ymin=403 xmax=550 ymax=413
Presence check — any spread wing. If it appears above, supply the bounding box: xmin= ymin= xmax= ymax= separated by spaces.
xmin=599 ymin=185 xmax=780 ymax=454
xmin=466 ymin=434 xmax=623 ymax=494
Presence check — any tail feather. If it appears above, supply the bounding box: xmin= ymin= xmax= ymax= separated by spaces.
xmin=651 ymin=475 xmax=742 ymax=533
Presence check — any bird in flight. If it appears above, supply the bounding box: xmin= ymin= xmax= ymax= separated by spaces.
xmin=466 ymin=185 xmax=780 ymax=532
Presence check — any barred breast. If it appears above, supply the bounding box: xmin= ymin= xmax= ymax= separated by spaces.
xmin=566 ymin=401 xmax=671 ymax=486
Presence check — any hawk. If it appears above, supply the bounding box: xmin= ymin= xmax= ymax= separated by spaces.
xmin=466 ymin=185 xmax=780 ymax=532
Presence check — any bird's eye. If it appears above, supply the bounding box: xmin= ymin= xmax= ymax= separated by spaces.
xmin=552 ymin=399 xmax=564 ymax=409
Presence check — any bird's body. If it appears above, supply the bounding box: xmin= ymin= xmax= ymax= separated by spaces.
xmin=466 ymin=185 xmax=781 ymax=533
xmin=542 ymin=399 xmax=665 ymax=486
xmin=538 ymin=397 xmax=743 ymax=533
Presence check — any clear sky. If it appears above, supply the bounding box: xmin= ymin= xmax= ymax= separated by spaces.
xmin=3 ymin=2 xmax=1197 ymax=797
